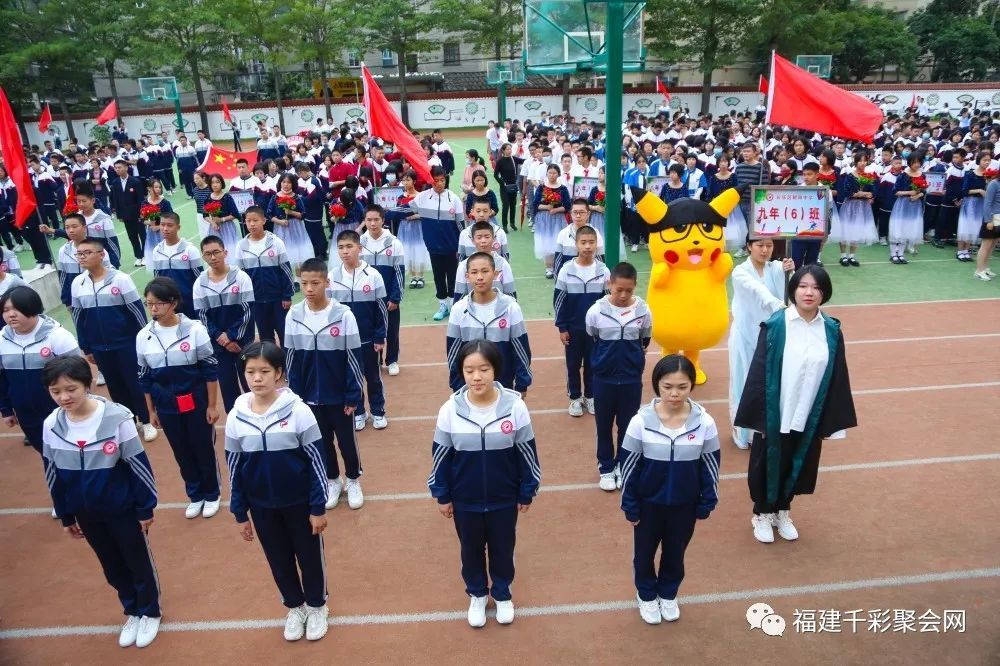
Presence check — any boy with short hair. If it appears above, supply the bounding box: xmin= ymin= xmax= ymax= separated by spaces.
xmin=359 ymin=204 xmax=405 ymax=376
xmin=454 ymin=221 xmax=516 ymax=300
xmin=285 ymin=258 xmax=366 ymax=510
xmin=328 ymin=230 xmax=388 ymax=432
xmin=554 ymin=225 xmax=609 ymax=418
xmin=149 ymin=212 xmax=203 ymax=319
xmin=232 ymin=206 xmax=295 ymax=346
xmin=458 ymin=200 xmax=509 ymax=260
xmin=790 ymin=162 xmax=825 ymax=268
xmin=586 ymin=262 xmax=652 ymax=491
xmin=554 ymin=198 xmax=606 ymax=276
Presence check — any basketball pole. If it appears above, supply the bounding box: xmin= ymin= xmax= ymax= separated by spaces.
xmin=497 ymin=80 xmax=506 ymax=124
xmin=603 ymin=0 xmax=624 ymax=265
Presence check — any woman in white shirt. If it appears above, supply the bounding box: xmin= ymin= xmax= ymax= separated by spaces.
xmin=734 ymin=266 xmax=857 ymax=544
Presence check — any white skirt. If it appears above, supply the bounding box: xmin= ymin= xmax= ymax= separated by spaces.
xmin=888 ymin=197 xmax=924 ymax=244
xmin=196 ymin=213 xmax=210 ymax=240
xmin=397 ymin=219 xmax=430 ymax=273
xmin=588 ymin=211 xmax=606 ymax=237
xmin=533 ymin=210 xmax=564 ymax=259
xmin=830 ymin=199 xmax=878 ymax=245
xmin=724 ymin=206 xmax=749 ymax=252
xmin=956 ymin=197 xmax=984 ymax=243
xmin=207 ymin=219 xmax=241 ymax=250
xmin=144 ymin=227 xmax=162 ymax=258
xmin=274 ymin=218 xmax=313 ymax=265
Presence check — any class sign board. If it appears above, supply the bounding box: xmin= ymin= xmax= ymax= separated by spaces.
xmin=925 ymin=172 xmax=946 ymax=196
xmin=750 ymin=186 xmax=829 ymax=239
xmin=572 ymin=176 xmax=598 ymax=200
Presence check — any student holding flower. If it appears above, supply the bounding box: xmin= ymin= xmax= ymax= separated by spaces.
xmin=266 ymin=174 xmax=311 ymax=267
xmin=888 ymin=152 xmax=927 ymax=265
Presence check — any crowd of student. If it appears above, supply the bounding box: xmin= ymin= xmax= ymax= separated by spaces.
xmin=0 ymin=101 xmax=995 ymax=648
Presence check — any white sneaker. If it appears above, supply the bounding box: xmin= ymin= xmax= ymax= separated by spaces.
xmin=598 ymin=472 xmax=617 ymax=491
xmin=34 ymin=262 xmax=44 ymax=270
xmin=345 ymin=478 xmax=364 ymax=509
xmin=568 ymin=399 xmax=584 ymax=417
xmin=283 ymin=605 xmax=308 ymax=641
xmin=325 ymin=478 xmax=344 ymax=509
xmin=372 ymin=414 xmax=388 ymax=429
xmin=584 ymin=397 xmax=595 ymax=415
xmin=544 ymin=268 xmax=554 ymax=279
xmin=985 ymin=268 xmax=997 ymax=278
xmin=387 ymin=362 xmax=400 ymax=376
xmin=659 ymin=598 xmax=680 ymax=622
xmin=631 ymin=244 xmax=639 ymax=253
xmin=752 ymin=514 xmax=775 ymax=543
xmin=354 ymin=414 xmax=367 ymax=431
xmin=141 ymin=423 xmax=157 ymax=442
xmin=184 ymin=501 xmax=205 ymax=519
xmin=201 ymin=499 xmax=221 ymax=518
xmin=134 ymin=259 xmax=143 ymax=267
xmin=773 ymin=510 xmax=799 ymax=541
xmin=96 ymin=371 xmax=106 ymax=386
xmin=118 ymin=615 xmax=141 ymax=647
xmin=495 ymin=599 xmax=514 ymax=624
xmin=974 ymin=270 xmax=992 ymax=281
xmin=467 ymin=595 xmax=488 ymax=627
xmin=637 ymin=595 xmax=661 ymax=624
xmin=51 ymin=507 xmax=58 ymax=519
xmin=135 ymin=615 xmax=160 ymax=648
xmin=614 ymin=464 xmax=623 ymax=489
xmin=732 ymin=427 xmax=750 ymax=450
xmin=305 ymin=605 xmax=329 ymax=641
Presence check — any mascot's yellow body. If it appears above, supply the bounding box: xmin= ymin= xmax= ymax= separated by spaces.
xmin=632 ymin=187 xmax=741 ymax=384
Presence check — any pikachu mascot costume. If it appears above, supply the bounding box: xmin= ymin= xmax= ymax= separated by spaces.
xmin=630 ymin=186 xmax=741 ymax=384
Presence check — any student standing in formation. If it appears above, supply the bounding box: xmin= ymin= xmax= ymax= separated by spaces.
xmin=619 ymin=355 xmax=720 ymax=625
xmin=956 ymin=152 xmax=992 ymax=263
xmin=410 ymin=166 xmax=466 ymax=321
xmin=585 ymin=262 xmax=652 ymax=490
xmin=192 ymin=235 xmax=255 ymax=413
xmin=447 ymin=252 xmax=532 ymax=394
xmin=149 ymin=212 xmax=203 ymax=319
xmin=937 ymin=149 xmax=966 ymax=250
xmin=137 ymin=277 xmax=222 ymax=520
xmin=888 ymin=152 xmax=926 ymax=264
xmin=458 ymin=199 xmax=510 ymax=261
xmin=296 ymin=161 xmax=330 ymax=259
xmin=554 ymin=199 xmax=607 ymax=277
xmin=532 ymin=164 xmax=571 ymax=278
xmin=267 ymin=173 xmax=311 ymax=268
xmin=975 ymin=169 xmax=1000 ymax=281
xmin=789 ymin=163 xmax=825 ymax=269
xmin=225 ymin=342 xmax=331 ymax=643
xmin=71 ymin=237 xmax=157 ymax=442
xmin=874 ymin=155 xmax=902 ymax=247
xmin=285 ymin=258 xmax=366 ymax=511
xmin=393 ymin=170 xmax=429 ymax=289
xmin=53 ymin=214 xmax=109 ymax=310
xmin=233 ymin=206 xmax=295 ymax=346
xmin=329 ymin=230 xmax=388 ymax=432
xmin=65 ymin=181 xmax=121 ymax=269
xmin=360 ymin=204 xmax=405 ymax=377
xmin=175 ymin=134 xmax=198 ymax=197
xmin=193 ymin=130 xmax=213 ymax=165
xmin=429 ymin=340 xmax=541 ymax=627
xmin=554 ymin=225 xmax=608 ymax=418
xmin=204 ymin=174 xmax=243 ymax=250
xmin=831 ymin=150 xmax=878 ymax=267
xmin=42 ymin=356 xmax=161 ymax=648
xmin=454 ymin=221 xmax=516 ymax=301
xmin=109 ymin=160 xmax=146 ymax=267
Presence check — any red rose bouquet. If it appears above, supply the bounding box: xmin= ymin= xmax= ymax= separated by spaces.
xmin=329 ymin=202 xmax=348 ymax=219
xmin=140 ymin=203 xmax=161 ymax=223
xmin=910 ymin=175 xmax=928 ymax=192
xmin=984 ymin=169 xmax=999 ymax=181
xmin=816 ymin=172 xmax=837 ymax=188
xmin=203 ymin=200 xmax=223 ymax=218
xmin=594 ymin=190 xmax=606 ymax=205
xmin=855 ymin=171 xmax=875 ymax=188
xmin=276 ymin=195 xmax=297 ymax=214
xmin=541 ymin=187 xmax=562 ymax=207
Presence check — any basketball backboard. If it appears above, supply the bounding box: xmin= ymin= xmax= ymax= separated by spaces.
xmin=523 ymin=0 xmax=645 ymax=74
xmin=486 ymin=60 xmax=526 ymax=86
xmin=794 ymin=55 xmax=832 ymax=80
xmin=138 ymin=76 xmax=180 ymax=102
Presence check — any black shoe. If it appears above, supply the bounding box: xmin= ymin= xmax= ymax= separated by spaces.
xmin=839 ymin=257 xmax=850 ymax=267
xmin=891 ymin=256 xmax=901 ymax=264
xmin=897 ymin=256 xmax=909 ymax=265
xmin=815 ymin=259 xmax=824 ymax=267
xmin=849 ymin=257 xmax=860 ymax=267
xmin=933 ymin=240 xmax=945 ymax=249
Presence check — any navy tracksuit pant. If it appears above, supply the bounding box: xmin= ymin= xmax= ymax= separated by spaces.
xmin=77 ymin=511 xmax=161 ymax=617
xmin=789 ymin=239 xmax=821 ymax=269
xmin=359 ymin=342 xmax=386 ymax=418
xmin=310 ymin=404 xmax=362 ymax=480
xmin=633 ymin=503 xmax=697 ymax=603
xmin=564 ymin=329 xmax=594 ymax=400
xmin=595 ymin=380 xmax=642 ymax=474
xmin=158 ymin=408 xmax=220 ymax=502
xmin=453 ymin=508 xmax=518 ymax=601
xmin=304 ymin=219 xmax=328 ymax=259
xmin=250 ymin=503 xmax=327 ymax=609
xmin=385 ymin=307 xmax=401 ymax=366
xmin=92 ymin=346 xmax=150 ymax=423
xmin=253 ymin=301 xmax=287 ymax=347
xmin=214 ymin=344 xmax=248 ymax=413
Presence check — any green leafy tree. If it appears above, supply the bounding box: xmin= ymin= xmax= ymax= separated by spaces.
xmin=436 ymin=0 xmax=522 ymax=62
xmin=744 ymin=0 xmax=847 ymax=78
xmin=285 ymin=0 xmax=356 ymax=122
xmin=833 ymin=6 xmax=920 ymax=83
xmin=229 ymin=0 xmax=298 ymax=133
xmin=927 ymin=18 xmax=1000 ymax=80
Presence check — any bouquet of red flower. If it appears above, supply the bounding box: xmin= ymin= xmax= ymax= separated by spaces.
xmin=203 ymin=200 xmax=223 ymax=218
xmin=985 ymin=169 xmax=1000 ymax=180
xmin=541 ymin=187 xmax=563 ymax=207
xmin=276 ymin=195 xmax=297 ymax=214
xmin=329 ymin=202 xmax=348 ymax=219
xmin=816 ymin=172 xmax=837 ymax=188
xmin=140 ymin=203 xmax=161 ymax=223
xmin=910 ymin=175 xmax=928 ymax=192
xmin=855 ymin=172 xmax=875 ymax=188
xmin=594 ymin=190 xmax=606 ymax=205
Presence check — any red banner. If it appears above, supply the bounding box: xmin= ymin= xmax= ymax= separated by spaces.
xmin=361 ymin=64 xmax=432 ymax=184
xmin=197 ymin=145 xmax=260 ymax=181
xmin=0 ymin=86 xmax=38 ymax=229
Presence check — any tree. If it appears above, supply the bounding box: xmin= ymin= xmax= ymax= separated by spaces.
xmin=744 ymin=0 xmax=847 ymax=78
xmin=646 ymin=0 xmax=761 ymax=113
xmin=285 ymin=0 xmax=356 ymax=122
xmin=436 ymin=0 xmax=522 ymax=62
xmin=833 ymin=6 xmax=919 ymax=83
xmin=927 ymin=18 xmax=1000 ymax=80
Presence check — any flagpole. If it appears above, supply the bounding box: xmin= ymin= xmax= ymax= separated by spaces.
xmin=765 ymin=50 xmax=776 ymax=127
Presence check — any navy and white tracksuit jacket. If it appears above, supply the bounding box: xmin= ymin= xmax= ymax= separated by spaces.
xmin=56 ymin=241 xmax=111 ymax=307
xmin=327 ymin=261 xmax=388 ymax=344
xmin=554 ymin=260 xmax=609 ymax=334
xmin=552 ymin=225 xmax=606 ymax=277
xmin=457 ymin=222 xmax=510 ymax=260
xmin=71 ymin=269 xmax=147 ymax=353
xmin=149 ymin=239 xmax=204 ymax=318
xmin=192 ymin=268 xmax=256 ymax=348
xmin=232 ymin=232 xmax=295 ymax=304
xmin=409 ymin=188 xmax=466 ymax=255
xmin=446 ymin=292 xmax=532 ymax=392
xmin=135 ymin=316 xmax=219 ymax=415
xmin=284 ymin=300 xmax=365 ymax=408
xmin=360 ymin=231 xmax=405 ymax=305
xmin=585 ymin=296 xmax=653 ymax=385
xmin=454 ymin=252 xmax=516 ymax=301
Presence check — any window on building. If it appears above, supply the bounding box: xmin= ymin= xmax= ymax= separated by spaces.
xmin=405 ymin=53 xmax=418 ymax=73
xmin=381 ymin=49 xmax=395 ymax=67
xmin=347 ymin=52 xmax=360 ymax=68
xmin=443 ymin=42 xmax=461 ymax=66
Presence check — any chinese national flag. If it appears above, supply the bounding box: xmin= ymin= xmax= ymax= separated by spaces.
xmin=38 ymin=103 xmax=52 ymax=133
xmin=95 ymin=100 xmax=117 ymax=125
xmin=655 ymin=76 xmax=671 ymax=103
xmin=766 ymin=53 xmax=882 ymax=143
xmin=222 ymin=101 xmax=233 ymax=125
xmin=0 ymin=86 xmax=38 ymax=229
xmin=758 ymin=74 xmax=769 ymax=95
xmin=198 ymin=145 xmax=259 ymax=180
xmin=360 ymin=64 xmax=432 ymax=184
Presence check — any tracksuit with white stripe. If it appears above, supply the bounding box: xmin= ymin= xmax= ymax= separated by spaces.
xmin=136 ymin=315 xmax=220 ymax=503
xmin=457 ymin=222 xmax=510 ymax=260
xmin=71 ymin=269 xmax=150 ymax=423
xmin=225 ymin=388 xmax=329 ymax=610
xmin=585 ymin=296 xmax=653 ymax=474
xmin=284 ymin=299 xmax=365 ymax=480
xmin=327 ymin=261 xmax=388 ymax=420
xmin=42 ymin=397 xmax=161 ymax=618
xmin=360 ymin=231 xmax=405 ymax=367
xmin=619 ymin=399 xmax=720 ymax=602
xmin=453 ymin=252 xmax=516 ymax=301
xmin=232 ymin=232 xmax=295 ymax=346
xmin=446 ymin=292 xmax=532 ymax=393
xmin=192 ymin=268 xmax=255 ymax=413
xmin=428 ymin=384 xmax=541 ymax=601
xmin=149 ymin=239 xmax=204 ymax=320
xmin=554 ymin=259 xmax=609 ymax=402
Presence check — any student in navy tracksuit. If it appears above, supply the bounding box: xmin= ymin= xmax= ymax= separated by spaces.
xmin=41 ymin=356 xmax=162 ymax=648
xmin=71 ymin=237 xmax=156 ymax=441
xmin=285 ymin=258 xmax=366 ymax=511
xmin=429 ymin=339 xmax=541 ymax=628
xmin=328 ymin=230 xmax=388 ymax=431
xmin=585 ymin=262 xmax=652 ymax=490
xmin=359 ymin=204 xmax=405 ymax=375
xmin=232 ymin=206 xmax=295 ymax=346
xmin=409 ymin=165 xmax=467 ymax=321
xmin=295 ymin=162 xmax=330 ymax=259
xmin=225 ymin=341 xmax=331 ymax=643
xmin=149 ymin=212 xmax=203 ymax=319
xmin=554 ymin=226 xmax=608 ymax=417
xmin=619 ymin=355 xmax=720 ymax=625
xmin=137 ymin=277 xmax=222 ymax=519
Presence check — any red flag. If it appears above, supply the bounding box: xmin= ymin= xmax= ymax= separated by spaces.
xmin=766 ymin=53 xmax=882 ymax=143
xmin=197 ymin=145 xmax=260 ymax=180
xmin=758 ymin=74 xmax=769 ymax=95
xmin=95 ymin=100 xmax=117 ymax=125
xmin=38 ymin=103 xmax=52 ymax=133
xmin=655 ymin=76 xmax=671 ymax=103
xmin=222 ymin=101 xmax=233 ymax=125
xmin=360 ymin=64 xmax=431 ymax=184
xmin=909 ymin=94 xmax=917 ymax=110
xmin=62 ymin=179 xmax=77 ymax=217
xmin=0 ymin=86 xmax=38 ymax=229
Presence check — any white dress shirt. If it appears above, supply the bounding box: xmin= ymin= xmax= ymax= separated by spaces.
xmin=779 ymin=307 xmax=845 ymax=439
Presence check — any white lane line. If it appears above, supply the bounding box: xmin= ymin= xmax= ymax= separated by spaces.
xmin=2 ymin=566 xmax=996 ymax=639
xmin=2 ymin=452 xmax=996 ymax=516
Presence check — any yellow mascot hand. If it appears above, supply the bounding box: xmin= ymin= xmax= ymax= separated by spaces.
xmin=710 ymin=250 xmax=734 ymax=282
